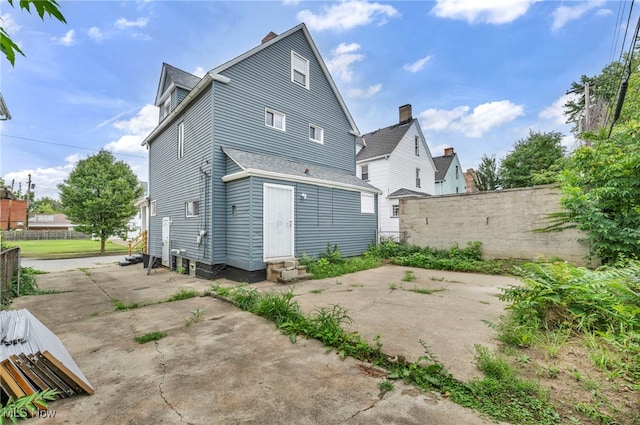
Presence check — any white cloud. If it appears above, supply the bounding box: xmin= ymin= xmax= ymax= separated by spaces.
xmin=115 ymin=17 xmax=149 ymax=29
xmin=419 ymin=106 xmax=469 ymax=131
xmin=431 ymin=0 xmax=540 ymax=24
xmin=192 ymin=66 xmax=206 ymax=78
xmin=104 ymin=104 xmax=157 ymax=154
xmin=325 ymin=42 xmax=365 ymax=82
xmin=539 ymin=93 xmax=575 ymax=125
xmin=419 ymin=100 xmax=524 ymax=137
xmin=4 ymin=155 xmax=80 ymax=200
xmin=403 ymin=55 xmax=432 ymax=73
xmin=347 ymin=83 xmax=382 ymax=99
xmin=0 ymin=13 xmax=22 ymax=35
xmin=551 ymin=0 xmax=605 ymax=31
xmin=88 ymin=26 xmax=105 ymax=42
xmin=55 ymin=29 xmax=76 ymax=46
xmin=298 ymin=1 xmax=399 ymax=32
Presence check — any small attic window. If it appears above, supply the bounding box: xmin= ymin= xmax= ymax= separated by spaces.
xmin=161 ymin=97 xmax=171 ymax=120
xmin=291 ymin=51 xmax=309 ymax=89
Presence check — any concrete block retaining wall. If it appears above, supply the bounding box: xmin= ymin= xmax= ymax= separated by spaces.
xmin=399 ymin=185 xmax=590 ymax=265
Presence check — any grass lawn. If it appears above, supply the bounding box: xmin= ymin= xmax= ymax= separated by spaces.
xmin=7 ymin=239 xmax=130 ymax=258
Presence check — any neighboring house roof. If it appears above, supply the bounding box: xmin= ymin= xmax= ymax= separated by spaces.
xmin=222 ymin=146 xmax=380 ymax=194
xmin=0 ymin=93 xmax=11 ymax=121
xmin=356 ymin=119 xmax=415 ymax=162
xmin=1 ymin=188 xmax=16 ymax=200
xmin=143 ymin=23 xmax=360 ymax=146
xmin=388 ymin=188 xmax=432 ymax=198
xmin=433 ymin=155 xmax=455 ymax=182
xmin=28 ymin=214 xmax=74 ymax=229
xmin=154 ymin=63 xmax=201 ymax=106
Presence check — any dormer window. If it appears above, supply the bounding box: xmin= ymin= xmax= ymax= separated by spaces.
xmin=291 ymin=51 xmax=309 ymax=89
xmin=161 ymin=97 xmax=171 ymax=120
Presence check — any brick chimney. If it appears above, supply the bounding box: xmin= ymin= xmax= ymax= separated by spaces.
xmin=444 ymin=147 xmax=454 ymax=156
xmin=262 ymin=31 xmax=278 ymax=44
xmin=399 ymin=104 xmax=412 ymax=124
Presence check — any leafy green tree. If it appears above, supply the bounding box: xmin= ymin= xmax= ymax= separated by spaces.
xmin=499 ymin=130 xmax=566 ymax=189
xmin=30 ymin=196 xmax=63 ymax=213
xmin=558 ymin=126 xmax=640 ymax=264
xmin=58 ymin=151 xmax=143 ymax=254
xmin=1 ymin=0 xmax=66 ymax=66
xmin=473 ymin=154 xmax=500 ymax=191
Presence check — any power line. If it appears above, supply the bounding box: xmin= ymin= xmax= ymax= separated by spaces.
xmin=0 ymin=133 xmax=146 ymax=159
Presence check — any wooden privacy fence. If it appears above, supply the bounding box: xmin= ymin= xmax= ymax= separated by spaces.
xmin=0 ymin=247 xmax=20 ymax=305
xmin=2 ymin=231 xmax=91 ymax=241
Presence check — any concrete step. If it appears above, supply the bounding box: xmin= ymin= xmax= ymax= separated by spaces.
xmin=277 ymin=272 xmax=313 ymax=284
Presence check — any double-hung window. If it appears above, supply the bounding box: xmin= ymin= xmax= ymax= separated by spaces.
xmin=392 ymin=204 xmax=400 ymax=217
xmin=177 ymin=121 xmax=185 ymax=158
xmin=309 ymin=124 xmax=323 ymax=143
xmin=265 ymin=108 xmax=286 ymax=131
xmin=361 ymin=165 xmax=369 ymax=181
xmin=185 ymin=200 xmax=199 ymax=218
xmin=291 ymin=51 xmax=309 ymax=89
xmin=416 ymin=168 xmax=421 ymax=188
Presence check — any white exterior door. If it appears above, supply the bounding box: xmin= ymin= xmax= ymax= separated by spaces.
xmin=161 ymin=217 xmax=171 ymax=267
xmin=263 ymin=183 xmax=294 ymax=260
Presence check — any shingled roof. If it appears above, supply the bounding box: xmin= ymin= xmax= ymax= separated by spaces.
xmin=433 ymin=154 xmax=455 ymax=182
xmin=154 ymin=63 xmax=201 ymax=106
xmin=356 ymin=119 xmax=416 ymax=161
xmin=222 ymin=146 xmax=380 ymax=193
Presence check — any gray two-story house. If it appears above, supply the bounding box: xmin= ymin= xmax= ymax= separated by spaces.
xmin=142 ymin=24 xmax=379 ymax=282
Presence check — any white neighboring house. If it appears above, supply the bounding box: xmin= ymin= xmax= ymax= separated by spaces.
xmin=126 ymin=181 xmax=149 ymax=240
xmin=356 ymin=105 xmax=436 ymax=240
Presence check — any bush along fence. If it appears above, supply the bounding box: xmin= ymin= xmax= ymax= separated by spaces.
xmin=0 ymin=247 xmax=20 ymax=304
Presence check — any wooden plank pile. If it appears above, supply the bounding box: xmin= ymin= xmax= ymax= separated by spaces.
xmin=0 ymin=309 xmax=94 ymax=403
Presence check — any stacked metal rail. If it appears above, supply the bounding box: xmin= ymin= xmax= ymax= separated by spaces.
xmin=0 ymin=309 xmax=94 ymax=401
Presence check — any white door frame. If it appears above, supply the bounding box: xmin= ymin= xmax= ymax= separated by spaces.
xmin=263 ymin=183 xmax=294 ymax=261
xmin=161 ymin=217 xmax=171 ymax=267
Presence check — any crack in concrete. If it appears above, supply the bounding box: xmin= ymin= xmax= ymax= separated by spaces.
xmin=154 ymin=341 xmax=195 ymax=425
xmin=340 ymin=394 xmax=384 ymax=424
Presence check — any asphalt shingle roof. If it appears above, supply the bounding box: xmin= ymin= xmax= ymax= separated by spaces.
xmin=356 ymin=119 xmax=415 ymax=161
xmin=388 ymin=188 xmax=432 ymax=198
xmin=163 ymin=63 xmax=201 ymax=91
xmin=433 ymin=154 xmax=455 ymax=181
xmin=222 ymin=146 xmax=380 ymax=192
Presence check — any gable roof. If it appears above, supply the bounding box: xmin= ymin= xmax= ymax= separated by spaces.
xmin=154 ymin=63 xmax=201 ymax=106
xmin=433 ymin=154 xmax=456 ymax=181
xmin=388 ymin=188 xmax=432 ymax=198
xmin=143 ymin=23 xmax=359 ymax=146
xmin=222 ymin=146 xmax=380 ymax=194
xmin=356 ymin=119 xmax=415 ymax=161
xmin=0 ymin=93 xmax=11 ymax=120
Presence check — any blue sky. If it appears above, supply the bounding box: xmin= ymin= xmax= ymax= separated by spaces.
xmin=1 ymin=0 xmax=636 ymax=199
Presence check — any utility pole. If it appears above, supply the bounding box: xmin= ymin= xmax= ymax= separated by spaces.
xmin=26 ymin=174 xmax=32 ymax=230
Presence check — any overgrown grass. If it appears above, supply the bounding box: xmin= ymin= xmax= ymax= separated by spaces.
xmin=498 ymin=260 xmax=640 ymax=421
xmin=300 ymin=244 xmax=382 ymax=279
xmin=211 ymin=285 xmax=560 ymax=424
xmin=166 ymin=288 xmax=199 ymax=302
xmin=6 ymin=239 xmax=130 ymax=258
xmin=134 ymin=331 xmax=167 ymax=344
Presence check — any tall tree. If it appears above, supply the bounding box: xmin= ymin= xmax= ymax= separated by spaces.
xmin=499 ymin=130 xmax=566 ymax=189
xmin=1 ymin=0 xmax=66 ymax=66
xmin=30 ymin=196 xmax=63 ymax=214
xmin=58 ymin=151 xmax=143 ymax=254
xmin=473 ymin=154 xmax=500 ymax=191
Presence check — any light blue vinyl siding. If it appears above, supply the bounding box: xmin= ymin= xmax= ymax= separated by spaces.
xmin=225 ymin=176 xmax=376 ymax=271
xmin=148 ymin=88 xmax=213 ymax=263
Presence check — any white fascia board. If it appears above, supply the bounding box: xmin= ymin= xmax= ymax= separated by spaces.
xmin=222 ymin=169 xmax=381 ymax=195
xmin=356 ymin=154 xmax=390 ymax=164
xmin=142 ymin=73 xmax=213 ymax=146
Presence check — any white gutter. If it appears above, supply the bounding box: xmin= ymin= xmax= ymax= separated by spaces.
xmin=222 ymin=169 xmax=382 ymax=194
